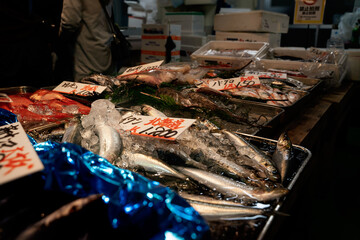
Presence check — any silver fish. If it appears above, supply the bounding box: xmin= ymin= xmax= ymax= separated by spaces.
xmin=272 ymin=132 xmax=294 ymax=183
xmin=141 ymin=104 xmax=167 ymax=117
xmin=179 ymin=134 xmax=259 ymax=179
xmin=177 ymin=167 xmax=288 ymax=202
xmin=62 ymin=118 xmax=82 ymax=145
xmin=178 ymin=192 xmax=269 ymax=208
xmin=94 ymin=124 xmax=123 ymax=163
xmin=223 ymin=131 xmax=280 ymax=182
xmin=186 ymin=199 xmax=267 ymax=221
xmin=122 ymin=152 xmax=187 ymax=180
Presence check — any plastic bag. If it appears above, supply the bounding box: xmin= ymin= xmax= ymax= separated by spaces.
xmin=338 ymin=9 xmax=360 ymax=42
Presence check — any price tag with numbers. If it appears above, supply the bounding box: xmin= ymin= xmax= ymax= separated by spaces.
xmin=245 ymin=70 xmax=287 ymax=79
xmin=0 ymin=122 xmax=44 ymax=185
xmin=205 ymin=75 xmax=261 ymax=91
xmin=53 ymin=81 xmax=107 ymax=97
xmin=119 ymin=115 xmax=196 ymax=140
xmin=119 ymin=60 xmax=164 ymax=77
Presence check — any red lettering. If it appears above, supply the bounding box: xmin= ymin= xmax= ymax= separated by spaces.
xmin=0 ymin=147 xmax=33 ymax=175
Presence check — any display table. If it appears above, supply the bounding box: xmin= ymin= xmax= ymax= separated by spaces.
xmin=258 ymin=80 xmax=359 ymax=239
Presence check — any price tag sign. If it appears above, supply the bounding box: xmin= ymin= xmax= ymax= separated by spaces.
xmin=0 ymin=122 xmax=44 ymax=185
xmin=119 ymin=115 xmax=196 ymax=140
xmin=119 ymin=60 xmax=164 ymax=77
xmin=245 ymin=70 xmax=287 ymax=79
xmin=294 ymin=0 xmax=326 ymax=24
xmin=0 ymin=93 xmax=12 ymax=103
xmin=205 ymin=76 xmax=261 ymax=91
xmin=53 ymin=81 xmax=107 ymax=97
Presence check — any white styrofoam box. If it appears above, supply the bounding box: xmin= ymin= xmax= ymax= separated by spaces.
xmin=345 ymin=49 xmax=360 ymax=81
xmin=214 ymin=10 xmax=289 ymax=33
xmin=164 ymin=12 xmax=205 ymax=35
xmin=141 ymin=38 xmax=181 ymax=52
xmin=191 ymin=41 xmax=269 ymax=68
xmin=128 ymin=16 xmax=145 ymax=28
xmin=142 ymin=24 xmax=181 ymax=36
xmin=141 ymin=51 xmax=180 ymax=63
xmin=184 ymin=0 xmax=216 ymax=5
xmin=141 ymin=24 xmax=181 ymax=51
xmin=181 ymin=35 xmax=208 ymax=47
xmin=216 ymin=31 xmax=281 ymax=48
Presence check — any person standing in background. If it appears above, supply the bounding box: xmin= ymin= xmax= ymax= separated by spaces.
xmin=58 ymin=0 xmax=116 ymax=82
xmin=0 ymin=0 xmax=60 ymax=88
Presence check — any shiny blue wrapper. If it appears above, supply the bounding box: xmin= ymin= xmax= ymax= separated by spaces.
xmin=34 ymin=141 xmax=210 ymax=240
xmin=0 ymin=108 xmax=209 ymax=239
xmin=0 ymin=108 xmax=18 ymax=126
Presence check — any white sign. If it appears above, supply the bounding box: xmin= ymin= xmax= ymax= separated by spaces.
xmin=119 ymin=115 xmax=196 ymax=140
xmin=119 ymin=60 xmax=164 ymax=77
xmin=294 ymin=0 xmax=326 ymax=24
xmin=245 ymin=70 xmax=287 ymax=79
xmin=53 ymin=81 xmax=107 ymax=97
xmin=0 ymin=122 xmax=44 ymax=185
xmin=205 ymin=76 xmax=261 ymax=91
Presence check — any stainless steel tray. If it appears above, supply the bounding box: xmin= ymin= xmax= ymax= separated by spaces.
xmin=144 ymin=98 xmax=285 ymax=135
xmin=205 ymin=133 xmax=312 ymax=240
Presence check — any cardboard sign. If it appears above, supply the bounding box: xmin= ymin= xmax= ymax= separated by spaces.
xmin=294 ymin=0 xmax=326 ymax=24
xmin=0 ymin=122 xmax=44 ymax=185
xmin=245 ymin=70 xmax=287 ymax=79
xmin=119 ymin=60 xmax=164 ymax=77
xmin=119 ymin=115 xmax=196 ymax=140
xmin=205 ymin=76 xmax=261 ymax=91
xmin=53 ymin=81 xmax=107 ymax=97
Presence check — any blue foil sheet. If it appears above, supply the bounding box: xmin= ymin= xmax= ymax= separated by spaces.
xmin=0 ymin=108 xmax=18 ymax=126
xmin=0 ymin=108 xmax=210 ymax=239
xmin=34 ymin=141 xmax=210 ymax=239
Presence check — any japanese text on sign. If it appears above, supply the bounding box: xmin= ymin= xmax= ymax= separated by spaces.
xmin=205 ymin=76 xmax=261 ymax=91
xmin=119 ymin=115 xmax=196 ymax=140
xmin=294 ymin=0 xmax=326 ymax=24
xmin=119 ymin=60 xmax=164 ymax=77
xmin=0 ymin=122 xmax=44 ymax=185
xmin=245 ymin=70 xmax=287 ymax=79
xmin=53 ymin=81 xmax=107 ymax=97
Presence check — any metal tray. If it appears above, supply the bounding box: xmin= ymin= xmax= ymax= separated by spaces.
xmin=206 ymin=133 xmax=312 ymax=240
xmin=140 ymin=98 xmax=285 ymax=135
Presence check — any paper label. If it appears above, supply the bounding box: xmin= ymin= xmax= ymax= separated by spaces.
xmin=0 ymin=122 xmax=44 ymax=185
xmin=0 ymin=93 xmax=13 ymax=103
xmin=119 ymin=115 xmax=196 ymax=140
xmin=119 ymin=60 xmax=164 ymax=77
xmin=53 ymin=81 xmax=107 ymax=97
xmin=205 ymin=76 xmax=261 ymax=91
xmin=294 ymin=0 xmax=326 ymax=24
xmin=245 ymin=70 xmax=287 ymax=79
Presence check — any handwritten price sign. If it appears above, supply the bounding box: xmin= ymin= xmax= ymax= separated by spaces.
xmin=119 ymin=60 xmax=164 ymax=77
xmin=0 ymin=122 xmax=44 ymax=185
xmin=245 ymin=70 xmax=287 ymax=79
xmin=206 ymin=75 xmax=261 ymax=91
xmin=53 ymin=81 xmax=107 ymax=97
xmin=119 ymin=115 xmax=196 ymax=140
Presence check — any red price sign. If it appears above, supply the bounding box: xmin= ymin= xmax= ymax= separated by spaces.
xmin=0 ymin=122 xmax=44 ymax=185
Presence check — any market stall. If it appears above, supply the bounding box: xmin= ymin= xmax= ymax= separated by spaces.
xmin=1 ymin=5 xmax=358 ymax=239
